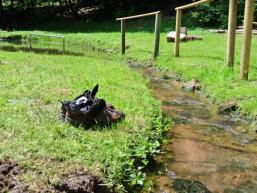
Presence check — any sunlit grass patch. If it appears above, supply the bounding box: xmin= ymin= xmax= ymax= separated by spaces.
xmin=0 ymin=49 xmax=167 ymax=191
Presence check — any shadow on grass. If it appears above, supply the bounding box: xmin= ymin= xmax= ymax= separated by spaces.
xmin=0 ymin=45 xmax=84 ymax=56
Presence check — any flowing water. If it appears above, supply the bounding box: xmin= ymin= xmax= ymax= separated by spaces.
xmin=135 ymin=64 xmax=257 ymax=193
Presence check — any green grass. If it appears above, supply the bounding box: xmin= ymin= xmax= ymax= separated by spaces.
xmin=0 ymin=48 xmax=167 ymax=191
xmin=1 ymin=15 xmax=257 ymax=191
xmin=18 ymin=17 xmax=255 ymax=118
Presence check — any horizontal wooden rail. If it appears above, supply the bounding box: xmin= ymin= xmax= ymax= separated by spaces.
xmin=175 ymin=0 xmax=213 ymax=10
xmin=29 ymin=33 xmax=65 ymax=53
xmin=116 ymin=11 xmax=160 ymax=20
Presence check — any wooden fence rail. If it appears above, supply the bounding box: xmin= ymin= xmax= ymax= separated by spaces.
xmin=116 ymin=11 xmax=160 ymax=20
xmin=175 ymin=0 xmax=212 ymax=10
xmin=116 ymin=11 xmax=161 ymax=59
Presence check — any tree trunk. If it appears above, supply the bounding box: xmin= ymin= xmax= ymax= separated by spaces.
xmin=64 ymin=0 xmax=69 ymax=8
xmin=0 ymin=0 xmax=3 ymax=28
xmin=67 ymin=0 xmax=78 ymax=16
xmin=30 ymin=0 xmax=37 ymax=8
xmin=10 ymin=0 xmax=14 ymax=8
xmin=59 ymin=0 xmax=63 ymax=7
xmin=58 ymin=0 xmax=64 ymax=12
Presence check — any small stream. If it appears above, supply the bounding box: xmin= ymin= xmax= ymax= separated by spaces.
xmin=133 ymin=64 xmax=257 ymax=193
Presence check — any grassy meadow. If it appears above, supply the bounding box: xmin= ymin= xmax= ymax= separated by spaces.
xmin=0 ymin=46 xmax=167 ymax=191
xmin=34 ymin=17 xmax=256 ymax=118
xmin=6 ymin=17 xmax=257 ymax=117
xmin=0 ymin=16 xmax=257 ymax=192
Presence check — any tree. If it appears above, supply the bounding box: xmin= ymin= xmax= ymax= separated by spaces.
xmin=190 ymin=0 xmax=257 ymax=28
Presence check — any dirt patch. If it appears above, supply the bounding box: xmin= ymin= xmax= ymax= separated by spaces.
xmin=0 ymin=157 xmax=28 ymax=193
xmin=0 ymin=158 xmax=109 ymax=193
xmin=54 ymin=169 xmax=109 ymax=193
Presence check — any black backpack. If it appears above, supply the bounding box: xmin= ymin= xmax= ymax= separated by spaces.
xmin=60 ymin=84 xmax=125 ymax=127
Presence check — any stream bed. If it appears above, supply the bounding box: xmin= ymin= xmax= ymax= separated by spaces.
xmin=134 ymin=64 xmax=257 ymax=193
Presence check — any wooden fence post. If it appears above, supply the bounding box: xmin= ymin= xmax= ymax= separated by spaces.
xmin=29 ymin=34 xmax=32 ymax=50
xmin=121 ymin=19 xmax=125 ymax=55
xmin=63 ymin=38 xmax=65 ymax=54
xmin=153 ymin=12 xmax=161 ymax=59
xmin=227 ymin=0 xmax=237 ymax=67
xmin=174 ymin=9 xmax=182 ymax=57
xmin=240 ymin=0 xmax=255 ymax=80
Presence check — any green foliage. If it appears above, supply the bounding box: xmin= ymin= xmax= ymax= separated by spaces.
xmin=190 ymin=1 xmax=229 ymax=28
xmin=2 ymin=0 xmax=59 ymax=9
xmin=190 ymin=0 xmax=257 ymax=28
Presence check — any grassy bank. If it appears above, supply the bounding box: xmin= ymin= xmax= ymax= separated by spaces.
xmin=0 ymin=48 xmax=167 ymax=192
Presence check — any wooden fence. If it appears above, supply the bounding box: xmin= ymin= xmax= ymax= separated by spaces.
xmin=174 ymin=0 xmax=213 ymax=57
xmin=174 ymin=0 xmax=255 ymax=80
xmin=29 ymin=33 xmax=65 ymax=53
xmin=116 ymin=11 xmax=161 ymax=59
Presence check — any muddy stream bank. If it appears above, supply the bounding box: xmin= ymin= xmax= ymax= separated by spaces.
xmin=131 ymin=63 xmax=257 ymax=193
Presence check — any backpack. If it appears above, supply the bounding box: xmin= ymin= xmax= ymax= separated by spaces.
xmin=60 ymin=84 xmax=125 ymax=127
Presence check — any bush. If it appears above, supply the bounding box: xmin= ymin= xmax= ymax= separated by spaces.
xmin=190 ymin=0 xmax=257 ymax=28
